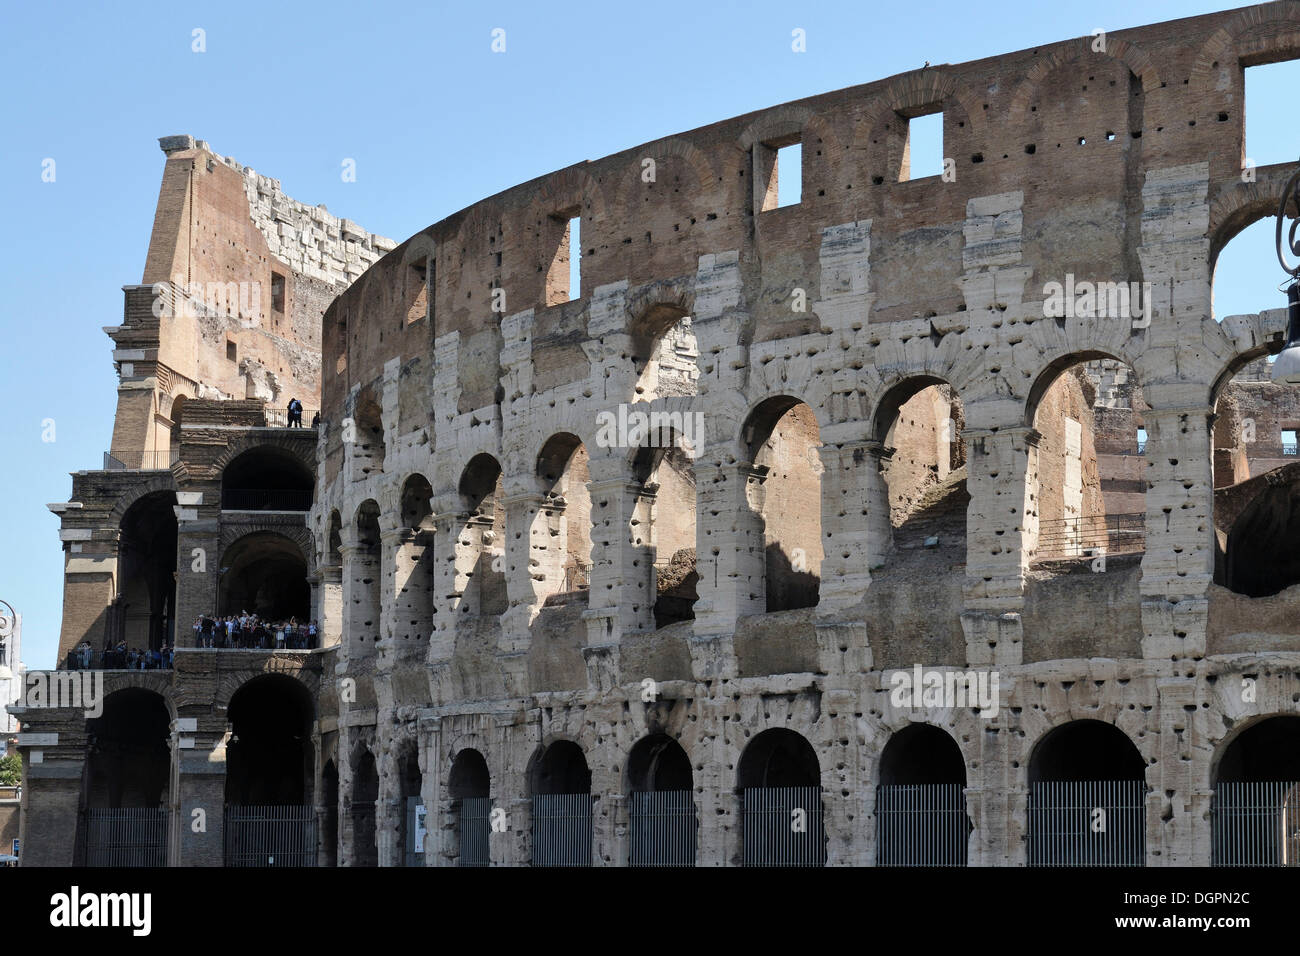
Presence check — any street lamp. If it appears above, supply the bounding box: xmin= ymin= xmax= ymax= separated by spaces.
xmin=1271 ymin=164 xmax=1300 ymax=384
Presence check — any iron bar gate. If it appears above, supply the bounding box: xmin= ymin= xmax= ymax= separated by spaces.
xmin=531 ymin=793 xmax=593 ymax=866
xmin=875 ymin=783 xmax=970 ymax=866
xmin=629 ymin=790 xmax=697 ymax=866
xmin=224 ymin=805 xmax=318 ymax=867
xmin=1212 ymin=781 xmax=1300 ymax=866
xmin=459 ymin=797 xmax=492 ymax=867
xmin=84 ymin=808 xmax=168 ymax=867
xmin=741 ymin=786 xmax=826 ymax=867
xmin=1027 ymin=780 xmax=1147 ymax=866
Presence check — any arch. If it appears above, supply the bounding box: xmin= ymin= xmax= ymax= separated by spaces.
xmin=627 ymin=733 xmax=692 ymax=793
xmin=1208 ymin=171 xmax=1299 ymax=272
xmin=528 ymin=739 xmax=591 ymax=796
xmin=350 ymin=385 xmax=386 ymax=476
xmin=326 ymin=509 xmax=343 ymax=564
xmin=394 ymin=738 xmax=424 ymax=867
xmin=225 ymin=674 xmax=315 ymax=806
xmin=448 ymin=748 xmax=491 ymax=867
xmin=1028 ymin=719 xmax=1145 ymax=783
xmin=534 ymin=433 xmax=593 ymax=603
xmin=217 ymin=531 xmax=310 ymax=622
xmin=400 ymin=473 xmax=434 ymax=530
xmin=350 ymin=744 xmax=379 ymax=867
xmin=210 ymin=433 xmax=316 ymax=481
xmin=321 ymin=759 xmax=339 ymax=867
xmin=1191 ymin=4 xmax=1300 ymax=93
xmin=1007 ymin=37 xmax=1161 ymax=115
xmin=449 ymin=748 xmax=491 ymax=800
xmin=878 ymin=723 xmax=967 ymax=786
xmin=115 ymin=489 xmax=179 ymax=653
xmin=220 ymin=444 xmax=314 ymax=512
xmin=451 ymin=455 xmax=506 ymax=621
xmin=1211 ymin=715 xmax=1300 ymax=866
xmin=737 ymin=728 xmax=820 ymax=790
xmin=1223 ymin=464 xmax=1300 ymax=596
xmin=82 ymin=688 xmax=171 ymax=810
xmin=349 ymin=500 xmax=383 ymax=652
xmin=739 ymin=396 xmax=823 ymax=613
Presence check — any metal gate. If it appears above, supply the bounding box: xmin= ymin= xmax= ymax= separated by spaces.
xmin=742 ymin=786 xmax=826 ymax=867
xmin=629 ymin=790 xmax=697 ymax=866
xmin=84 ymin=808 xmax=168 ymax=867
xmin=1212 ymin=781 xmax=1300 ymax=866
xmin=1027 ymin=780 xmax=1147 ymax=866
xmin=459 ymin=797 xmax=492 ymax=867
xmin=224 ymin=805 xmax=318 ymax=867
xmin=875 ymin=783 xmax=970 ymax=866
xmin=531 ymin=793 xmax=592 ymax=866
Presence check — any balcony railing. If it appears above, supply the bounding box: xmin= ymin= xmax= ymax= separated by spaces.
xmin=262 ymin=407 xmax=319 ymax=428
xmin=221 ymin=488 xmax=313 ymax=511
xmin=1283 ymin=442 xmax=1298 ymax=457
xmin=103 ymin=450 xmax=178 ymax=471
xmin=1035 ymin=512 xmax=1145 ymax=561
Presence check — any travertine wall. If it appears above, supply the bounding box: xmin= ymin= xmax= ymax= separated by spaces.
xmin=304 ymin=3 xmax=1300 ymax=867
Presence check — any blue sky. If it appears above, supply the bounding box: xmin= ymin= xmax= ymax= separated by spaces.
xmin=0 ymin=0 xmax=1295 ymax=668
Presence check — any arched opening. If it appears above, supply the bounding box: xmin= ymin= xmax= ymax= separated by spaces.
xmin=1027 ymin=720 xmax=1146 ymax=866
xmin=875 ymin=724 xmax=970 ymax=866
xmin=448 ymin=748 xmax=491 ymax=867
xmin=534 ymin=434 xmax=593 ymax=604
xmin=326 ymin=510 xmax=343 ymax=562
xmin=396 ymin=475 xmax=435 ymax=644
xmin=1027 ymin=356 xmax=1145 ymax=562
xmin=456 ymin=454 xmax=506 ymax=619
xmin=741 ymin=398 xmax=822 ymax=612
xmin=630 ymin=303 xmax=698 ymax=400
xmin=349 ymin=500 xmax=382 ymax=655
xmin=1221 ymin=467 xmax=1300 ymax=596
xmin=218 ymin=532 xmax=310 ymax=621
xmin=113 ymin=491 xmax=178 ymax=655
xmin=631 ymin=435 xmax=697 ymax=629
xmin=627 ymin=733 xmax=696 ymax=866
xmin=225 ymin=676 xmax=313 ymax=806
xmin=80 ymin=688 xmax=171 ymax=866
xmin=1212 ymin=716 xmax=1300 ymax=866
xmin=321 ymin=760 xmax=339 ymax=867
xmin=529 ymin=740 xmax=592 ymax=866
xmin=166 ymin=393 xmax=189 ymax=461
xmin=350 ymin=746 xmax=379 ymax=867
xmin=737 ymin=728 xmax=825 ymax=866
xmin=223 ymin=675 xmax=318 ymax=867
xmin=396 ymin=743 xmax=424 ymax=867
xmin=871 ymin=377 xmax=966 ymax=562
xmin=221 ymin=446 xmax=313 ymax=512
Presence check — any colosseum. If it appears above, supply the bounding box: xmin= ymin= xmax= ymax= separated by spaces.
xmin=11 ymin=2 xmax=1300 ymax=868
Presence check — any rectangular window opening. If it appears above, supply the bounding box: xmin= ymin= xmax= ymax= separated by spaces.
xmin=567 ymin=216 xmax=581 ymax=301
xmin=406 ymin=257 xmax=431 ymax=325
xmin=776 ymin=142 xmax=801 ymax=208
xmin=1136 ymin=427 xmax=1148 ymax=454
xmin=1244 ymin=60 xmax=1300 ymax=168
xmin=903 ymin=110 xmax=944 ymax=181
xmin=1283 ymin=429 xmax=1297 ymax=455
xmin=226 ymin=340 xmax=237 ymax=362
xmin=270 ymin=271 xmax=286 ymax=313
xmin=756 ymin=136 xmax=801 ymax=212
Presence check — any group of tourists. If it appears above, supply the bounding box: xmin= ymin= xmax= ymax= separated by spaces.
xmin=70 ymin=639 xmax=174 ymax=670
xmin=192 ymin=613 xmax=318 ymax=649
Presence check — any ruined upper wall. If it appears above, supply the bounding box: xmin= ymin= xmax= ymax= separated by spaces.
xmin=109 ymin=136 xmax=392 ymax=457
xmin=323 ymin=1 xmax=1300 ymax=425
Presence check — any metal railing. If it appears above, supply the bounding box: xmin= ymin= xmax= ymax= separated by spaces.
xmin=1283 ymin=442 xmax=1298 ymax=457
xmin=224 ymin=804 xmax=318 ymax=867
xmin=103 ymin=450 xmax=178 ymax=471
xmin=563 ymin=563 xmax=591 ymax=592
xmin=531 ymin=793 xmax=593 ymax=866
xmin=84 ymin=807 xmax=169 ymax=867
xmin=741 ymin=786 xmax=826 ymax=867
xmin=875 ymin=783 xmax=970 ymax=866
xmin=1027 ymin=780 xmax=1147 ymax=866
xmin=459 ymin=797 xmax=493 ymax=867
xmin=1035 ymin=512 xmax=1145 ymax=561
xmin=1211 ymin=781 xmax=1300 ymax=866
xmin=263 ymin=407 xmax=319 ymax=428
xmin=629 ymin=790 xmax=697 ymax=866
xmin=221 ymin=487 xmax=313 ymax=511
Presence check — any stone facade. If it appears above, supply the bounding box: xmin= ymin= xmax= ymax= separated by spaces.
xmin=12 ymin=4 xmax=1300 ymax=868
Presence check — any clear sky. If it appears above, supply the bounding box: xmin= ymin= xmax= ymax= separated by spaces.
xmin=0 ymin=0 xmax=1296 ymax=669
